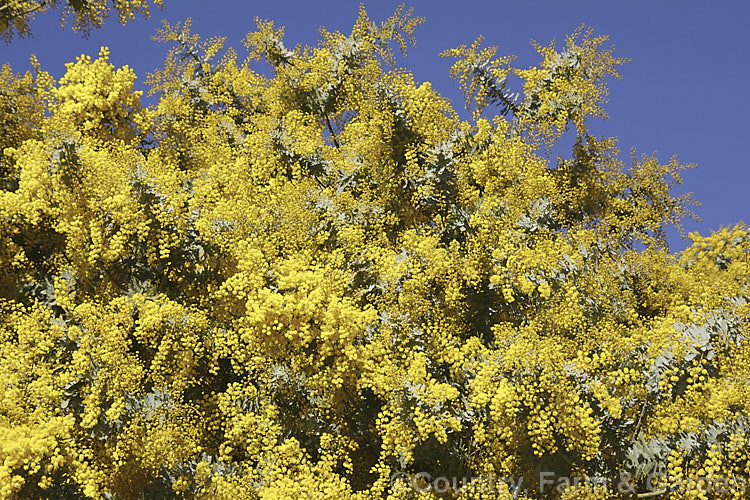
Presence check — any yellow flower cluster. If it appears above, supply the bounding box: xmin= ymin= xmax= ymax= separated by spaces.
xmin=517 ymin=26 xmax=628 ymax=140
xmin=54 ymin=47 xmax=143 ymax=141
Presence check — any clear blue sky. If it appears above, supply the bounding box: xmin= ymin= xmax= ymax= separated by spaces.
xmin=4 ymin=0 xmax=749 ymax=251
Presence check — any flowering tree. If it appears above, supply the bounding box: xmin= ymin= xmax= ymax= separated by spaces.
xmin=1 ymin=6 xmax=748 ymax=499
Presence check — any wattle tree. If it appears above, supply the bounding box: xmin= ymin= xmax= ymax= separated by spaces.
xmin=1 ymin=6 xmax=748 ymax=499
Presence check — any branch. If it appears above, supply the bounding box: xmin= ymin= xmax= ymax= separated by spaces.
xmin=637 ymin=488 xmax=666 ymax=498
xmin=325 ymin=114 xmax=340 ymax=150
xmin=0 ymin=1 xmax=49 ymax=16
xmin=631 ymin=396 xmax=649 ymax=443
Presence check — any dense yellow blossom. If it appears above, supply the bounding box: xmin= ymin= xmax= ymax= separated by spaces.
xmin=0 ymin=6 xmax=747 ymax=500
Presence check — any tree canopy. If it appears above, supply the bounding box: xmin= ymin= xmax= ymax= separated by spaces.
xmin=0 ymin=6 xmax=748 ymax=499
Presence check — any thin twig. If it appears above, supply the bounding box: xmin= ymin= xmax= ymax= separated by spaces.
xmin=1 ymin=1 xmax=48 ymax=16
xmin=325 ymin=114 xmax=340 ymax=150
xmin=637 ymin=488 xmax=666 ymax=498
xmin=632 ymin=396 xmax=649 ymax=442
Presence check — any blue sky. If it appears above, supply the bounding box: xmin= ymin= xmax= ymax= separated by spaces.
xmin=4 ymin=0 xmax=749 ymax=251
